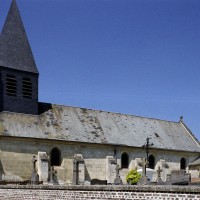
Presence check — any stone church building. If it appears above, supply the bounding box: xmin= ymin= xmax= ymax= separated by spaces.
xmin=0 ymin=0 xmax=200 ymax=185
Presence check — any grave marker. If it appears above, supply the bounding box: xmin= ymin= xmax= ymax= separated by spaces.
xmin=38 ymin=152 xmax=49 ymax=183
xmin=30 ymin=155 xmax=39 ymax=184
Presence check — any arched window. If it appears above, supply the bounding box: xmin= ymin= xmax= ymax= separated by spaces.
xmin=50 ymin=147 xmax=61 ymax=166
xmin=180 ymin=157 xmax=186 ymax=170
xmin=121 ymin=152 xmax=129 ymax=169
xmin=148 ymin=155 xmax=155 ymax=169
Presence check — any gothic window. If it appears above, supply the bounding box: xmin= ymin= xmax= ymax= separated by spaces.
xmin=148 ymin=154 xmax=155 ymax=169
xmin=6 ymin=74 xmax=17 ymax=96
xmin=180 ymin=157 xmax=186 ymax=170
xmin=22 ymin=77 xmax=32 ymax=98
xmin=50 ymin=147 xmax=61 ymax=166
xmin=121 ymin=152 xmax=129 ymax=169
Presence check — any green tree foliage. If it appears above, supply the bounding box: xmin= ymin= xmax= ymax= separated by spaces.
xmin=126 ymin=169 xmax=141 ymax=185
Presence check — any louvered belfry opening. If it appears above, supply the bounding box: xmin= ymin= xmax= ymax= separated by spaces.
xmin=6 ymin=74 xmax=17 ymax=96
xmin=22 ymin=77 xmax=32 ymax=98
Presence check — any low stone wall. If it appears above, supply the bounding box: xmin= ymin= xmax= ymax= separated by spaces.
xmin=0 ymin=185 xmax=200 ymax=200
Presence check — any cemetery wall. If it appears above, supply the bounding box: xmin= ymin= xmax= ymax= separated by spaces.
xmin=0 ymin=137 xmax=199 ymax=184
xmin=0 ymin=185 xmax=200 ymax=200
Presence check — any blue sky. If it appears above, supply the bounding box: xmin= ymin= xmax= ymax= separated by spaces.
xmin=1 ymin=0 xmax=200 ymax=140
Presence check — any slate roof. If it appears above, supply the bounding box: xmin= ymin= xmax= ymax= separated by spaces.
xmin=189 ymin=157 xmax=200 ymax=166
xmin=0 ymin=0 xmax=38 ymax=74
xmin=0 ymin=104 xmax=199 ymax=153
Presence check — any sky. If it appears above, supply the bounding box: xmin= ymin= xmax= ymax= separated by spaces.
xmin=1 ymin=0 xmax=200 ymax=140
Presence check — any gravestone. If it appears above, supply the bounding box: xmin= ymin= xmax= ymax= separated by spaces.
xmin=106 ymin=156 xmax=116 ymax=184
xmin=159 ymin=159 xmax=169 ymax=182
xmin=38 ymin=152 xmax=49 ymax=183
xmin=114 ymin=164 xmax=122 ymax=185
xmin=166 ymin=170 xmax=191 ymax=185
xmin=30 ymin=155 xmax=39 ymax=184
xmin=0 ymin=151 xmax=3 ymax=181
xmin=49 ymin=166 xmax=57 ymax=185
xmin=156 ymin=166 xmax=163 ymax=184
xmin=79 ymin=162 xmax=85 ymax=184
xmin=73 ymin=154 xmax=85 ymax=185
xmin=137 ymin=157 xmax=148 ymax=185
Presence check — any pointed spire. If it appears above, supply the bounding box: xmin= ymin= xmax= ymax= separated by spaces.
xmin=0 ymin=0 xmax=38 ymax=74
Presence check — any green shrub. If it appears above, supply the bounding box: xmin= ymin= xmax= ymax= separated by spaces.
xmin=126 ymin=169 xmax=141 ymax=185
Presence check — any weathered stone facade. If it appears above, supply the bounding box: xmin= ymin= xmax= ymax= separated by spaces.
xmin=0 ymin=136 xmax=199 ymax=184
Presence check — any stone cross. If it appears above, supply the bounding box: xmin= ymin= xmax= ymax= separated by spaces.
xmin=73 ymin=160 xmax=81 ymax=185
xmin=49 ymin=166 xmax=57 ymax=184
xmin=156 ymin=166 xmax=163 ymax=184
xmin=115 ymin=164 xmax=120 ymax=178
xmin=114 ymin=164 xmax=122 ymax=185
xmin=30 ymin=155 xmax=39 ymax=184
xmin=137 ymin=158 xmax=149 ymax=185
xmin=0 ymin=161 xmax=3 ymax=181
xmin=142 ymin=157 xmax=147 ymax=176
xmin=73 ymin=154 xmax=85 ymax=185
xmin=157 ymin=166 xmax=162 ymax=179
xmin=32 ymin=155 xmax=37 ymax=171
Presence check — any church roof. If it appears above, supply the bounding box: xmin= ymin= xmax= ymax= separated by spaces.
xmin=0 ymin=104 xmax=199 ymax=153
xmin=0 ymin=0 xmax=38 ymax=74
xmin=189 ymin=157 xmax=200 ymax=166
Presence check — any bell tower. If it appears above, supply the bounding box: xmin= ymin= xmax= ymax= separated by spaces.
xmin=0 ymin=0 xmax=39 ymax=115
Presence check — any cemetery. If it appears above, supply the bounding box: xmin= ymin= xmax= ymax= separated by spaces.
xmin=0 ymin=1 xmax=200 ymax=199
xmin=0 ymin=153 xmax=200 ymax=200
xmin=0 ymin=142 xmax=196 ymax=186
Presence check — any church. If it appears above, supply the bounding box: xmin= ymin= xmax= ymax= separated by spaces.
xmin=0 ymin=0 xmax=200 ymax=185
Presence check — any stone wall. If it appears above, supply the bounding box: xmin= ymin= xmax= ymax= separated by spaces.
xmin=0 ymin=185 xmax=200 ymax=200
xmin=0 ymin=137 xmax=199 ymax=184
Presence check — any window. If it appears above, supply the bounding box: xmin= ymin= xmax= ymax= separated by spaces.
xmin=50 ymin=147 xmax=61 ymax=166
xmin=180 ymin=157 xmax=186 ymax=170
xmin=121 ymin=152 xmax=129 ymax=169
xmin=22 ymin=77 xmax=32 ymax=98
xmin=148 ymin=154 xmax=155 ymax=169
xmin=6 ymin=74 xmax=17 ymax=96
